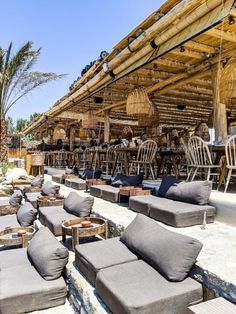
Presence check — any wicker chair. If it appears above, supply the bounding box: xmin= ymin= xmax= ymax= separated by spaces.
xmin=188 ymin=136 xmax=221 ymax=181
xmin=224 ymin=135 xmax=236 ymax=192
xmin=130 ymin=140 xmax=158 ymax=179
xmin=101 ymin=147 xmax=115 ymax=175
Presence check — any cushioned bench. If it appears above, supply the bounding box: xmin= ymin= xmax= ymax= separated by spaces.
xmin=52 ymin=173 xmax=65 ymax=184
xmin=65 ymin=177 xmax=86 ymax=190
xmin=14 ymin=176 xmax=44 ymax=193
xmin=75 ymin=214 xmax=203 ymax=314
xmin=38 ymin=191 xmax=94 ymax=236
xmin=0 ymin=227 xmax=68 ymax=314
xmin=129 ymin=176 xmax=216 ymax=227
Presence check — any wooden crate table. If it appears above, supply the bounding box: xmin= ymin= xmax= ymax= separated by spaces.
xmin=0 ymin=226 xmax=35 ymax=248
xmin=119 ymin=186 xmax=151 ymax=202
xmin=85 ymin=178 xmax=109 ymax=192
xmin=61 ymin=217 xmax=108 ymax=250
xmin=188 ymin=297 xmax=236 ymax=314
xmin=24 ymin=186 xmax=41 ymax=194
xmin=0 ymin=204 xmax=19 ymax=216
xmin=37 ymin=195 xmax=65 ymax=207
xmin=12 ymin=179 xmax=32 ymax=187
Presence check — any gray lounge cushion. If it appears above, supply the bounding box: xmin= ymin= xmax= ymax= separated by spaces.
xmin=0 ymin=214 xmax=20 ymax=230
xmin=101 ymin=185 xmax=120 ymax=203
xmin=75 ymin=237 xmax=138 ymax=285
xmin=17 ymin=202 xmax=37 ymax=226
xmin=96 ymin=260 xmax=202 ymax=314
xmin=9 ymin=190 xmax=23 ymax=206
xmin=41 ymin=181 xmax=60 ymax=196
xmin=0 ymin=264 xmax=67 ymax=314
xmin=120 ymin=214 xmax=203 ymax=281
xmin=149 ymin=197 xmax=216 ymax=227
xmin=158 ymin=176 xmax=212 ymax=205
xmin=90 ymin=185 xmax=103 ymax=198
xmin=31 ymin=176 xmax=44 ymax=187
xmin=111 ymin=173 xmax=143 ymax=187
xmin=64 ymin=191 xmax=94 ymax=217
xmin=129 ymin=195 xmax=158 ymax=216
xmin=27 ymin=227 xmax=69 ymax=280
xmin=0 ymin=248 xmax=31 ymax=270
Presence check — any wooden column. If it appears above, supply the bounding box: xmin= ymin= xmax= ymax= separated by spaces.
xmin=104 ymin=111 xmax=110 ymax=143
xmin=69 ymin=126 xmax=75 ymax=151
xmin=211 ymin=63 xmax=227 ymax=142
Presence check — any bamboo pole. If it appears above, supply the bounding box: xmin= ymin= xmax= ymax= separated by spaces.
xmin=211 ymin=63 xmax=228 ymax=142
xmin=104 ymin=111 xmax=110 ymax=142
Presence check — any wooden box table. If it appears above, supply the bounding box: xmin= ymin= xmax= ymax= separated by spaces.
xmin=61 ymin=217 xmax=108 ymax=250
xmin=119 ymin=186 xmax=151 ymax=201
xmin=0 ymin=226 xmax=35 ymax=248
xmin=85 ymin=178 xmax=108 ymax=192
xmin=37 ymin=195 xmax=65 ymax=207
xmin=188 ymin=297 xmax=236 ymax=313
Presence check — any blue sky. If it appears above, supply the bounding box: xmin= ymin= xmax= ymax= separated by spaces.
xmin=1 ymin=0 xmax=165 ymax=122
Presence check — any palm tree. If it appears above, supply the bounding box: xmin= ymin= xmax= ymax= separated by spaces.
xmin=0 ymin=41 xmax=65 ymax=161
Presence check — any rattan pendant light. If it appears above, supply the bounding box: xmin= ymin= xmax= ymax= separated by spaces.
xmin=220 ymin=58 xmax=236 ymax=103
xmin=126 ymin=87 xmax=154 ymax=116
xmin=82 ymin=110 xmax=97 ymax=129
xmin=138 ymin=104 xmax=160 ymax=127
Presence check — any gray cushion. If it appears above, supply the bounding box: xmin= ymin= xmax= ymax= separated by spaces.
xmin=100 ymin=185 xmax=120 ymax=203
xmin=52 ymin=174 xmax=64 ymax=184
xmin=70 ymin=178 xmax=86 ymax=190
xmin=90 ymin=185 xmax=103 ymax=198
xmin=111 ymin=173 xmax=143 ymax=187
xmin=0 ymin=214 xmax=20 ymax=231
xmin=96 ymin=260 xmax=202 ymax=314
xmin=0 ymin=248 xmax=31 ymax=270
xmin=158 ymin=176 xmax=212 ymax=205
xmin=75 ymin=237 xmax=138 ymax=285
xmin=31 ymin=176 xmax=44 ymax=187
xmin=38 ymin=205 xmax=65 ymax=226
xmin=41 ymin=181 xmax=60 ymax=196
xmin=149 ymin=197 xmax=216 ymax=227
xmin=0 ymin=264 xmax=67 ymax=314
xmin=120 ymin=214 xmax=203 ymax=281
xmin=64 ymin=191 xmax=94 ymax=217
xmin=9 ymin=190 xmax=22 ymax=206
xmin=129 ymin=195 xmax=158 ymax=216
xmin=17 ymin=202 xmax=37 ymax=227
xmin=27 ymin=227 xmax=69 ymax=280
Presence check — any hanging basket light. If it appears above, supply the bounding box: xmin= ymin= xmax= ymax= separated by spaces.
xmin=220 ymin=58 xmax=236 ymax=103
xmin=79 ymin=128 xmax=89 ymax=140
xmin=126 ymin=87 xmax=154 ymax=116
xmin=82 ymin=110 xmax=97 ymax=129
xmin=138 ymin=104 xmax=160 ymax=127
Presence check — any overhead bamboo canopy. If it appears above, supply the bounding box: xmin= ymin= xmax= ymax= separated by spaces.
xmin=23 ymin=0 xmax=236 ymax=138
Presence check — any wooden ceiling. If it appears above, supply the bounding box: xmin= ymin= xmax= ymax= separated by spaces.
xmin=24 ymin=0 xmax=236 ymax=136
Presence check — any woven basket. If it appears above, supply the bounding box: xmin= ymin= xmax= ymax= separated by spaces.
xmin=31 ymin=154 xmax=45 ymax=166
xmin=127 ymin=87 xmax=154 ymax=116
xmin=82 ymin=110 xmax=97 ymax=129
xmin=220 ymin=58 xmax=236 ymax=102
xmin=138 ymin=105 xmax=159 ymax=127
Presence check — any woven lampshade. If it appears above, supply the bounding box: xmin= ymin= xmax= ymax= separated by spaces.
xmin=126 ymin=87 xmax=154 ymax=116
xmin=220 ymin=58 xmax=236 ymax=103
xmin=82 ymin=110 xmax=97 ymax=129
xmin=138 ymin=104 xmax=159 ymax=127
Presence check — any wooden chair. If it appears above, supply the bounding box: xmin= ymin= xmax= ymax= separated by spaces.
xmin=130 ymin=140 xmax=158 ymax=179
xmin=224 ymin=135 xmax=236 ymax=192
xmin=101 ymin=147 xmax=115 ymax=175
xmin=182 ymin=143 xmax=195 ymax=181
xmin=188 ymin=136 xmax=221 ymax=181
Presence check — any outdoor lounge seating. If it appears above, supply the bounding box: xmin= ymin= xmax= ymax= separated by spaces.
xmin=75 ymin=214 xmax=203 ymax=314
xmin=129 ymin=176 xmax=216 ymax=227
xmin=38 ymin=191 xmax=94 ymax=236
xmin=0 ymin=190 xmax=23 ymax=215
xmin=0 ymin=202 xmax=37 ymax=232
xmin=0 ymin=227 xmax=68 ymax=314
xmin=65 ymin=177 xmax=86 ymax=190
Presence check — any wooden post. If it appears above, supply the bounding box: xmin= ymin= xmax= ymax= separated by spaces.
xmin=69 ymin=126 xmax=75 ymax=151
xmin=104 ymin=111 xmax=110 ymax=143
xmin=211 ymin=63 xmax=227 ymax=143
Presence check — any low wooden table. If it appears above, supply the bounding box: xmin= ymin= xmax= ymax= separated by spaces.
xmin=85 ymin=178 xmax=108 ymax=192
xmin=61 ymin=217 xmax=108 ymax=250
xmin=188 ymin=297 xmax=236 ymax=313
xmin=119 ymin=186 xmax=151 ymax=202
xmin=0 ymin=226 xmax=35 ymax=248
xmin=37 ymin=195 xmax=65 ymax=207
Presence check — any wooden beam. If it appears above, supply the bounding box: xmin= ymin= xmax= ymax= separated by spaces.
xmin=184 ymin=41 xmax=217 ymax=54
xmin=104 ymin=111 xmax=110 ymax=142
xmin=170 ymin=48 xmax=206 ymax=59
xmin=206 ymin=28 xmax=236 ymax=43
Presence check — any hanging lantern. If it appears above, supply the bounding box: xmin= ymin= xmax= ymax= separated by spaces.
xmin=82 ymin=110 xmax=97 ymax=129
xmin=138 ymin=104 xmax=159 ymax=127
xmin=220 ymin=58 xmax=236 ymax=103
xmin=126 ymin=87 xmax=154 ymax=116
xmin=79 ymin=128 xmax=89 ymax=140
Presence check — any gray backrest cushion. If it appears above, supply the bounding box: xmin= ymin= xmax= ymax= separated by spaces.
xmin=64 ymin=191 xmax=93 ymax=217
xmin=158 ymin=176 xmax=212 ymax=205
xmin=41 ymin=181 xmax=60 ymax=196
xmin=17 ymin=202 xmax=37 ymax=226
xmin=120 ymin=214 xmax=203 ymax=281
xmin=9 ymin=190 xmax=23 ymax=206
xmin=111 ymin=174 xmax=143 ymax=187
xmin=27 ymin=227 xmax=69 ymax=280
xmin=31 ymin=176 xmax=44 ymax=187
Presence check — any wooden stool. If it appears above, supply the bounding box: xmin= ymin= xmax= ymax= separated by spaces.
xmin=31 ymin=165 xmax=44 ymax=177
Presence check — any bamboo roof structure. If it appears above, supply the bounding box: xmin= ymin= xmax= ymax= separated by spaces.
xmin=23 ymin=0 xmax=236 ymax=137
